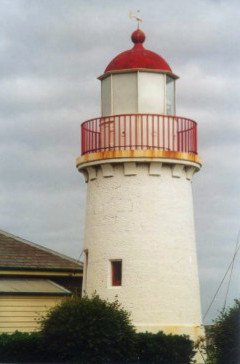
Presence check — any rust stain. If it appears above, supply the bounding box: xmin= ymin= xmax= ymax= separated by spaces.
xmin=149 ymin=325 xmax=204 ymax=343
xmin=76 ymin=150 xmax=202 ymax=169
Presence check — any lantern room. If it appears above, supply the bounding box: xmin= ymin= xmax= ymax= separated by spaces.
xmin=98 ymin=29 xmax=178 ymax=117
xmin=78 ymin=26 xmax=200 ymax=164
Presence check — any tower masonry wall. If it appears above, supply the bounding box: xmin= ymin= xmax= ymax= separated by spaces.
xmin=81 ymin=160 xmax=203 ymax=339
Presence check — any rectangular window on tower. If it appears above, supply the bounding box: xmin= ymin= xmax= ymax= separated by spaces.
xmin=111 ymin=260 xmax=122 ymax=286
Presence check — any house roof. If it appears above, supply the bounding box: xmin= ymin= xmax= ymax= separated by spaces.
xmin=0 ymin=230 xmax=83 ymax=272
xmin=0 ymin=278 xmax=71 ymax=296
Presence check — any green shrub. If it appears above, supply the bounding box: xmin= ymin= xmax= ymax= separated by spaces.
xmin=40 ymin=294 xmax=136 ymax=363
xmin=0 ymin=296 xmax=196 ymax=363
xmin=204 ymin=299 xmax=240 ymax=364
xmin=135 ymin=331 xmax=195 ymax=364
xmin=0 ymin=331 xmax=54 ymax=363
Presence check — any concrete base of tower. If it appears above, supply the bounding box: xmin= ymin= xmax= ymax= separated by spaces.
xmin=135 ymin=324 xmax=205 ymax=363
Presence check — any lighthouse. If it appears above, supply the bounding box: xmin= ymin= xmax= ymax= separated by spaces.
xmin=76 ymin=26 xmax=204 ymax=343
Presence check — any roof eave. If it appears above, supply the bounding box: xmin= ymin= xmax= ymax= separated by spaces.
xmin=0 ymin=266 xmax=83 ymax=273
xmin=0 ymin=291 xmax=72 ymax=296
xmin=98 ymin=68 xmax=179 ymax=80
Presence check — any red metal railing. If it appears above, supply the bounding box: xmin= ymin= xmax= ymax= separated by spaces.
xmin=81 ymin=114 xmax=198 ymax=155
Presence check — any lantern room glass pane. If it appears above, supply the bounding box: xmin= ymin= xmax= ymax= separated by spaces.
xmin=166 ymin=76 xmax=175 ymax=115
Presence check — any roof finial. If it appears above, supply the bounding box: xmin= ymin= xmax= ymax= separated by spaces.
xmin=129 ymin=10 xmax=142 ymax=29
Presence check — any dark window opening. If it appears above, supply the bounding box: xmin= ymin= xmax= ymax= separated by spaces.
xmin=111 ymin=260 xmax=122 ymax=286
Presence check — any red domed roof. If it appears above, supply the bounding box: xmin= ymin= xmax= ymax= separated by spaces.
xmin=105 ymin=29 xmax=172 ymax=74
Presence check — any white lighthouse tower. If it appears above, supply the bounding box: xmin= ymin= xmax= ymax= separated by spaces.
xmin=76 ymin=26 xmax=203 ymax=343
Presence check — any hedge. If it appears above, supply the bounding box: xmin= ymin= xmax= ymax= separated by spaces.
xmin=0 ymin=331 xmax=55 ymax=363
xmin=136 ymin=331 xmax=195 ymax=364
xmin=0 ymin=330 xmax=195 ymax=363
xmin=0 ymin=295 xmax=195 ymax=363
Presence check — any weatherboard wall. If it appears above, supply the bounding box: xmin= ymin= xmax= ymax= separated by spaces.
xmin=0 ymin=295 xmax=63 ymax=333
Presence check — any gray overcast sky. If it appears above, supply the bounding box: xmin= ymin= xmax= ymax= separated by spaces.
xmin=0 ymin=0 xmax=239 ymax=324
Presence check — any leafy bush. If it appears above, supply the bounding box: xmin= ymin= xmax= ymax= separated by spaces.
xmin=0 ymin=331 xmax=53 ymax=363
xmin=203 ymin=299 xmax=240 ymax=364
xmin=41 ymin=294 xmax=136 ymax=363
xmin=135 ymin=331 xmax=195 ymax=364
xmin=0 ymin=295 xmax=196 ymax=363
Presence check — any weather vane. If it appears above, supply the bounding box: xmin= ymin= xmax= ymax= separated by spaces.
xmin=129 ymin=10 xmax=142 ymax=29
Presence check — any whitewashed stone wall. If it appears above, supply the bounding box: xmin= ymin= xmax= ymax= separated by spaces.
xmin=81 ymin=161 xmax=202 ymax=339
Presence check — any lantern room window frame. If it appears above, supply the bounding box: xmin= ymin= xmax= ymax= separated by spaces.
xmin=166 ymin=74 xmax=176 ymax=116
xmin=100 ymin=71 xmax=177 ymax=117
xmin=110 ymin=260 xmax=122 ymax=287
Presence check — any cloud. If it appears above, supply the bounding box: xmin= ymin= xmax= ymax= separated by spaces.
xmin=0 ymin=0 xmax=239 ymax=324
